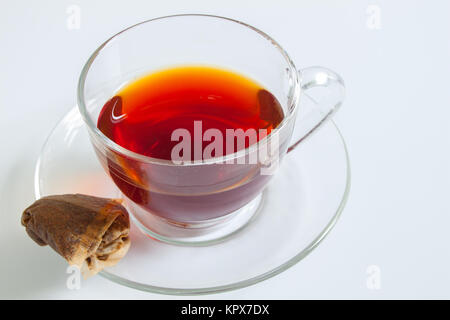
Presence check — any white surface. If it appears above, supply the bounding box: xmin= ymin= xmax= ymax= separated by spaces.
xmin=0 ymin=0 xmax=449 ymax=299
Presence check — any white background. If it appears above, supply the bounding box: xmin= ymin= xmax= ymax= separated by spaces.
xmin=1 ymin=0 xmax=449 ymax=299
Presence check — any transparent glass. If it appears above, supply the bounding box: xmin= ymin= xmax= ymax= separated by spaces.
xmin=34 ymin=104 xmax=350 ymax=294
xmin=77 ymin=14 xmax=345 ymax=245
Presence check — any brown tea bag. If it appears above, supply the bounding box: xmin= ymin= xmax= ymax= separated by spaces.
xmin=21 ymin=194 xmax=130 ymax=278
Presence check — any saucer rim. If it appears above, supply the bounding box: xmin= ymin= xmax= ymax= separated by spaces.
xmin=34 ymin=107 xmax=351 ymax=296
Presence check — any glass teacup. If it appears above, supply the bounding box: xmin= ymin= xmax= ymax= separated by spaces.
xmin=78 ymin=14 xmax=345 ymax=245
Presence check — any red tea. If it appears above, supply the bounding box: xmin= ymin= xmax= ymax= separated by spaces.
xmin=96 ymin=66 xmax=285 ymax=221
xmin=98 ymin=66 xmax=283 ymax=160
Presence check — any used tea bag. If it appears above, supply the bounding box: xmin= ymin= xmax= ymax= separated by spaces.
xmin=21 ymin=194 xmax=130 ymax=278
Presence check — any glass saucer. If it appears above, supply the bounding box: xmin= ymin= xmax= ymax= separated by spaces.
xmin=34 ymin=101 xmax=350 ymax=295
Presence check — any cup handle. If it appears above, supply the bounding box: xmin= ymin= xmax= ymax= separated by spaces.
xmin=287 ymin=66 xmax=345 ymax=153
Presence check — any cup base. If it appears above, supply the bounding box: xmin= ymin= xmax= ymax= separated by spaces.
xmin=126 ymin=193 xmax=264 ymax=246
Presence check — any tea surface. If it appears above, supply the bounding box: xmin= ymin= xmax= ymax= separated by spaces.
xmin=97 ymin=66 xmax=284 ymax=161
